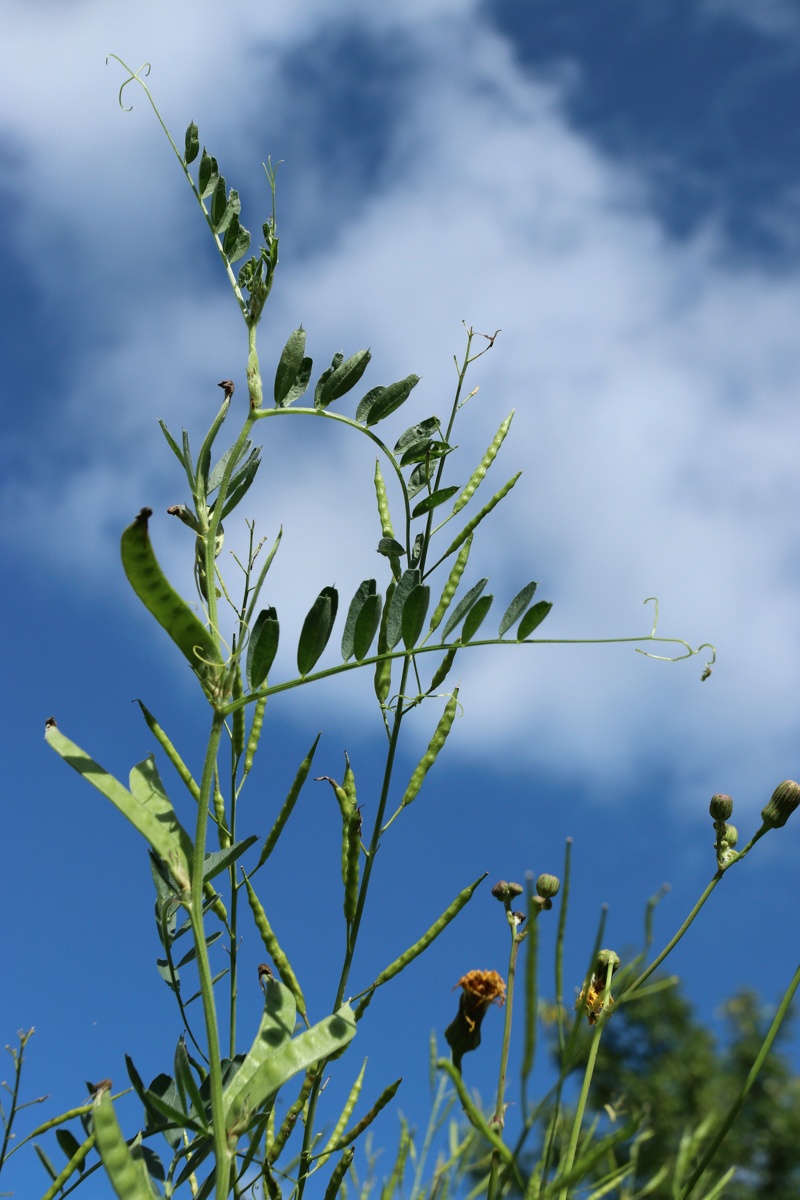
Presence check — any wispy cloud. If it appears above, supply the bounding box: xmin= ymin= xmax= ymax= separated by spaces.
xmin=4 ymin=1 xmax=798 ymax=808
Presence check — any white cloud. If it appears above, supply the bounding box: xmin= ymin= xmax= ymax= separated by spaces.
xmin=4 ymin=1 xmax=799 ymax=810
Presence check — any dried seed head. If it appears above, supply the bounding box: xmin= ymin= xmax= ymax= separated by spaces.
xmin=444 ymin=969 xmax=506 ymax=1071
xmin=761 ymin=780 xmax=800 ymax=830
xmin=709 ymin=793 xmax=734 ymax=821
xmin=218 ymin=379 xmax=235 ymax=400
xmin=536 ymin=873 xmax=560 ymax=900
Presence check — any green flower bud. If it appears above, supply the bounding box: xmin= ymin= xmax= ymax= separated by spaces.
xmin=722 ymin=823 xmax=738 ymax=848
xmin=761 ymin=780 xmax=800 ymax=830
xmin=536 ymin=873 xmax=560 ymax=900
xmin=595 ymin=949 xmax=620 ymax=978
xmin=709 ymin=793 xmax=734 ymax=821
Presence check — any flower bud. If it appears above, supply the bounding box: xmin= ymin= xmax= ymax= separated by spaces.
xmin=491 ymin=880 xmax=523 ymax=903
xmin=595 ymin=949 xmax=620 ymax=978
xmin=761 ymin=780 xmax=800 ymax=830
xmin=721 ymin=823 xmax=738 ymax=848
xmin=709 ymin=793 xmax=733 ymax=821
xmin=536 ymin=873 xmax=560 ymax=900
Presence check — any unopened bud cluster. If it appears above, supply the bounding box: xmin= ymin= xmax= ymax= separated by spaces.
xmin=709 ymin=793 xmax=738 ymax=868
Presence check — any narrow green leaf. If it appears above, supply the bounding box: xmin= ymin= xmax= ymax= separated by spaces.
xmin=297 ymin=586 xmax=338 ymax=675
xmin=517 ymin=600 xmax=553 ymax=639
xmin=55 ymin=1128 xmax=83 ymax=1164
xmin=411 ymin=486 xmax=459 ymax=519
xmin=184 ymin=122 xmax=199 ymax=165
xmin=461 ymin=594 xmax=493 ymax=642
xmin=202 ymin=836 xmax=259 ymax=883
xmin=316 ymin=349 xmax=371 ymax=409
xmin=207 ymin=439 xmax=251 ymax=493
xmin=353 ymin=593 xmax=382 ymax=661
xmin=341 ymin=580 xmax=376 ymax=661
xmin=274 ymin=328 xmax=306 ymax=406
xmin=247 ymin=608 xmax=279 ymax=689
xmin=210 ymin=175 xmax=227 ymax=229
xmin=365 ymin=374 xmax=419 ymax=426
xmin=385 ymin=569 xmax=421 ymax=651
xmin=198 ymin=150 xmax=217 ymax=198
xmin=219 ymin=454 xmax=260 ymax=518
xmin=402 ymin=584 xmax=430 ymax=649
xmin=498 ymin=582 xmax=538 ymax=637
xmin=442 ymin=579 xmax=488 ymax=640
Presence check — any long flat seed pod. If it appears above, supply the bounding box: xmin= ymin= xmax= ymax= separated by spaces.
xmin=120 ymin=509 xmax=225 ymax=699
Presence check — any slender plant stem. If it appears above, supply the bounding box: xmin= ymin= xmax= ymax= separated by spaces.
xmin=680 ymin=960 xmax=800 ymax=1199
xmin=488 ymin=923 xmax=525 ymax=1200
xmin=190 ymin=712 xmax=231 ymax=1200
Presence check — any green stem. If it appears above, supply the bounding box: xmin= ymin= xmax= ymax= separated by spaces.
xmin=559 ymin=961 xmax=615 ymax=1200
xmin=296 ymin=657 xmax=413 ymax=1198
xmin=0 ymin=1030 xmax=33 ymax=1170
xmin=189 ymin=712 xmax=231 ymax=1199
xmin=680 ymin=960 xmax=800 ymax=1200
xmin=488 ymin=922 xmax=524 ymax=1200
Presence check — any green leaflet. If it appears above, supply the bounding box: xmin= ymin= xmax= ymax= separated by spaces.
xmin=297 ymin=586 xmax=338 ymax=675
xmin=45 ymin=722 xmax=193 ymax=889
xmin=499 ymin=581 xmax=538 ymax=637
xmin=247 ymin=608 xmax=279 ymax=688
xmin=518 ymin=600 xmax=553 ymax=639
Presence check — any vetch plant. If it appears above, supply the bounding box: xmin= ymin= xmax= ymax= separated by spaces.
xmin=16 ymin=55 xmax=794 ymax=1200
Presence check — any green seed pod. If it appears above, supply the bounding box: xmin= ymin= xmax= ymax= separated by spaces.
xmin=244 ymin=876 xmax=307 ymax=1020
xmin=323 ymin=1147 xmax=355 ymax=1200
xmin=243 ymin=690 xmax=268 ymax=777
xmin=343 ymin=752 xmax=357 ymax=809
xmin=231 ymin=663 xmax=245 ymax=759
xmin=761 ymin=780 xmax=800 ymax=829
xmin=136 ymin=701 xmax=200 ymax=803
xmin=429 ymin=647 xmax=458 ymax=693
xmin=213 ymin=777 xmax=230 ymax=849
xmin=440 ymin=473 xmax=522 ymax=562
xmin=400 ymin=690 xmax=459 ymax=810
xmin=428 ymin=536 xmax=473 ymax=634
xmin=536 ymin=874 xmax=560 ymax=900
xmin=451 ymin=412 xmax=514 ymax=514
xmin=374 ymin=580 xmax=395 ymax=707
xmin=92 ymin=1087 xmax=153 ymax=1199
xmin=709 ymin=793 xmax=734 ymax=821
xmin=373 ymin=459 xmax=395 ymax=538
xmin=120 ymin=509 xmax=225 ymax=700
xmin=343 ymin=809 xmax=362 ymax=924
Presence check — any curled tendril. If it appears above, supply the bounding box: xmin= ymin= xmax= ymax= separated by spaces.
xmin=636 ymin=598 xmax=717 ymax=676
xmin=106 ymin=54 xmax=152 ymax=112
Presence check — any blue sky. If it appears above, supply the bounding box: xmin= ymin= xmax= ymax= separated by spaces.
xmin=2 ymin=1 xmax=799 ymax=1195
